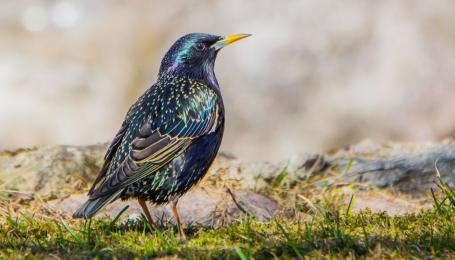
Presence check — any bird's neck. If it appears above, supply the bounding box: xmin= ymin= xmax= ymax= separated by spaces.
xmin=202 ymin=61 xmax=219 ymax=88
xmin=160 ymin=61 xmax=219 ymax=89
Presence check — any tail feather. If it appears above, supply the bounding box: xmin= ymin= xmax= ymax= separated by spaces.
xmin=73 ymin=191 xmax=122 ymax=219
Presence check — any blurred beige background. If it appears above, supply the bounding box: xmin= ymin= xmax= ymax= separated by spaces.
xmin=0 ymin=0 xmax=454 ymax=160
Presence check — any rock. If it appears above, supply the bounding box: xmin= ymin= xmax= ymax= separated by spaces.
xmin=207 ymin=155 xmax=281 ymax=189
xmin=2 ymin=141 xmax=454 ymax=197
xmin=48 ymin=188 xmax=278 ymax=226
xmin=1 ymin=140 xmax=454 ymax=219
xmin=347 ymin=191 xmax=432 ymax=216
xmin=0 ymin=144 xmax=281 ymax=227
xmin=333 ymin=140 xmax=455 ymax=194
xmin=0 ymin=143 xmax=280 ymax=197
xmin=287 ymin=153 xmax=330 ymax=182
xmin=0 ymin=144 xmax=107 ymax=199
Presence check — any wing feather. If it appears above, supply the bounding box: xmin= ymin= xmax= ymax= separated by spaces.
xmin=88 ymin=122 xmax=128 ymax=195
xmin=88 ymin=82 xmax=219 ymax=200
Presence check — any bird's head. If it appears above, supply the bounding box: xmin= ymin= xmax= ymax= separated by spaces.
xmin=159 ymin=33 xmax=251 ymax=85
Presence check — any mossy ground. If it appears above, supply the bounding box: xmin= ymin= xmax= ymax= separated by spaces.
xmin=1 ymin=180 xmax=454 ymax=259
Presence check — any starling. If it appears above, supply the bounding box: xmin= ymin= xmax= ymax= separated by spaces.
xmin=73 ymin=33 xmax=251 ymax=239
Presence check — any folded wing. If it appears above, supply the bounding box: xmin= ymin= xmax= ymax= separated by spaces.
xmin=88 ymin=83 xmax=219 ymax=200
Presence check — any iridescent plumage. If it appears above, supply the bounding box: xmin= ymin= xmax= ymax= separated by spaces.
xmin=73 ymin=33 xmax=250 ymax=239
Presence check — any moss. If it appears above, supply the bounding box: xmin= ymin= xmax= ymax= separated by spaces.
xmin=1 ymin=175 xmax=453 ymax=259
xmin=1 ymin=197 xmax=454 ymax=258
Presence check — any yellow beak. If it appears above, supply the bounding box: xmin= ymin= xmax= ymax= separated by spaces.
xmin=212 ymin=34 xmax=252 ymax=50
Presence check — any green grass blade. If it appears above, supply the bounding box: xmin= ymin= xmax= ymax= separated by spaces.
xmin=86 ymin=218 xmax=92 ymax=242
xmin=274 ymin=219 xmax=303 ymax=259
xmin=273 ymin=164 xmax=288 ymax=187
xmin=431 ymin=188 xmax=442 ymax=212
xmin=60 ymin=218 xmax=82 ymax=243
xmin=342 ymin=158 xmax=353 ymax=175
xmin=109 ymin=205 xmax=129 ymax=227
xmin=235 ymin=247 xmax=249 ymax=260
xmin=346 ymin=194 xmax=355 ymax=216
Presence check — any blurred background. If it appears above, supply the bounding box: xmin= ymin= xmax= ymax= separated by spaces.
xmin=0 ymin=0 xmax=454 ymax=160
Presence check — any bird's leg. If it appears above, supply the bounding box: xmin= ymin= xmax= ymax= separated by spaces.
xmin=170 ymin=200 xmax=187 ymax=241
xmin=138 ymin=198 xmax=157 ymax=230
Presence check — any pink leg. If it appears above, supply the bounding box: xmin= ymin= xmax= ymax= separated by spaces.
xmin=138 ymin=198 xmax=157 ymax=229
xmin=170 ymin=200 xmax=187 ymax=241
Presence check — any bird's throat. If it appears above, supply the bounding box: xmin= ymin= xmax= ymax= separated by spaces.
xmin=202 ymin=60 xmax=219 ymax=88
xmin=163 ymin=60 xmax=218 ymax=88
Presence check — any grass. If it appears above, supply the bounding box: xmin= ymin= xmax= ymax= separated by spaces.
xmin=0 ymin=180 xmax=453 ymax=259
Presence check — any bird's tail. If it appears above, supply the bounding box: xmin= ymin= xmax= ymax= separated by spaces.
xmin=73 ymin=191 xmax=121 ymax=219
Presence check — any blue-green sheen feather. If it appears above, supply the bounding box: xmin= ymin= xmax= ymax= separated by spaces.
xmin=86 ymin=73 xmax=220 ymax=200
xmin=73 ymin=33 xmax=226 ymax=219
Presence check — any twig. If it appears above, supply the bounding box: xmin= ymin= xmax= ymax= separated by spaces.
xmin=226 ymin=188 xmax=254 ymax=218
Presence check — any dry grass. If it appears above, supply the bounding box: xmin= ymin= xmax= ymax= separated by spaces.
xmin=0 ymin=177 xmax=454 ymax=259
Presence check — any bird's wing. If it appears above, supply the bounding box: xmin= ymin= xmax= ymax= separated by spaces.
xmin=89 ymin=83 xmax=219 ymax=199
xmin=88 ymin=122 xmax=128 ymax=195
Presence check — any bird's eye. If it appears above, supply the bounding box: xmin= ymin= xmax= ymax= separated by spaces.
xmin=194 ymin=42 xmax=206 ymax=51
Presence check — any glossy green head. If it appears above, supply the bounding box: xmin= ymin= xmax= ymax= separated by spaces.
xmin=158 ymin=33 xmax=251 ymax=85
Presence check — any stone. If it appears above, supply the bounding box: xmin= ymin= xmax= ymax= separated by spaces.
xmin=334 ymin=140 xmax=455 ymax=194
xmin=2 ymin=140 xmax=454 ymax=220
xmin=0 ymin=144 xmax=107 ymax=199
xmin=346 ymin=191 xmax=432 ymax=216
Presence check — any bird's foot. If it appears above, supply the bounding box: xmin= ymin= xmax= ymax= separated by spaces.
xmin=178 ymin=228 xmax=187 ymax=242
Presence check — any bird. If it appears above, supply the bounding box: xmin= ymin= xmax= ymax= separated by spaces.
xmin=73 ymin=33 xmax=251 ymax=240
